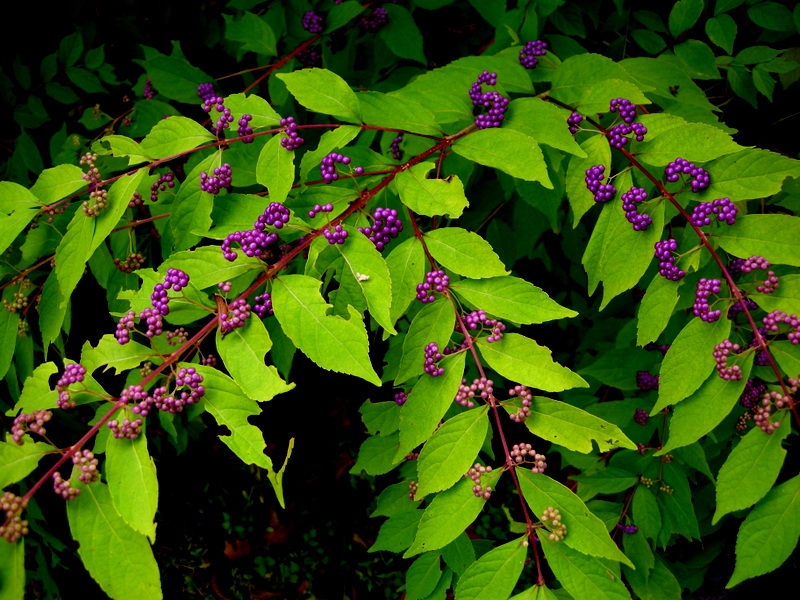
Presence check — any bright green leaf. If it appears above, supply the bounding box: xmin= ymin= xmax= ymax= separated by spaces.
xmin=395 ymin=162 xmax=469 ymax=218
xmin=715 ymin=214 xmax=800 ymax=266
xmin=277 ymin=68 xmax=362 ymax=123
xmin=540 ymin=536 xmax=631 ymax=600
xmin=424 ymin=228 xmax=507 ymax=278
xmin=454 ymin=537 xmax=527 ymax=600
xmin=30 ymin=164 xmax=85 ymax=204
xmin=140 ymin=116 xmax=215 ymax=160
xmin=452 ymin=129 xmax=552 ymax=187
xmin=105 ymin=434 xmax=158 ymax=541
xmin=256 ymin=134 xmax=294 ymax=204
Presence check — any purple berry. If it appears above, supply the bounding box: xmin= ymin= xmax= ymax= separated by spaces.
xmin=585 ymin=165 xmax=616 ymax=203
xmin=361 ymin=7 xmax=388 ymax=32
xmin=567 ymin=112 xmax=583 ymax=134
xmin=302 ymin=10 xmax=324 ymax=33
xmin=323 ymin=224 xmax=348 ymax=245
xmin=621 ymin=187 xmax=652 ymax=231
xmin=423 ymin=342 xmax=444 ymax=376
xmin=357 ymin=207 xmax=403 ymax=250
xmin=280 ymin=116 xmax=304 ymax=150
xmin=665 ymin=158 xmax=710 ymax=193
xmin=416 ymin=270 xmax=449 ymax=303
xmin=654 ymin=238 xmax=686 ymax=281
xmin=692 ymin=278 xmax=722 ymax=323
xmin=519 ymin=40 xmax=547 ymax=69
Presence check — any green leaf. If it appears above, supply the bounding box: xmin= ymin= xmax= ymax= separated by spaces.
xmin=582 ymin=175 xmax=665 ymax=308
xmin=396 ymin=351 xmax=467 ymax=461
xmin=713 ymin=420 xmax=790 ymax=523
xmin=161 ymin=247 xmax=263 ymax=290
xmin=94 ymin=135 xmax=154 ymax=165
xmin=632 ymin=485 xmax=662 ymax=542
xmin=352 ymin=431 xmax=403 ymax=476
xmin=135 ymin=46 xmax=211 ymax=104
xmin=452 ymin=129 xmax=552 ymax=187
xmin=0 ymin=440 xmax=51 ymax=489
xmin=451 ymin=276 xmax=577 ymax=325
xmin=256 ymin=134 xmax=294 ymax=204
xmin=669 ymin=0 xmax=704 ymax=38
xmin=167 ymin=153 xmax=216 ymax=251
xmin=479 ymin=334 xmax=588 ymax=393
xmin=728 ymin=474 xmax=800 ymax=587
xmin=30 ymin=164 xmax=85 ymax=204
xmin=636 ymin=113 xmax=743 ymax=167
xmin=706 ymin=149 xmax=800 ymax=201
xmin=513 ymin=396 xmax=636 ymax=453
xmin=519 ymin=471 xmax=634 ymax=567
xmin=539 ymin=536 xmax=631 ymax=600
xmin=651 ymin=317 xmax=732 ymax=414
xmin=454 ymin=537 xmax=527 ymax=600
xmin=406 ymin=552 xmax=442 ymax=600
xmin=441 ymin=533 xmax=475 ymax=576
xmin=395 ymin=299 xmax=456 ymax=384
xmin=217 ymin=318 xmax=295 ymax=403
xmin=632 ymin=30 xmax=667 ymax=55
xmin=658 ymin=359 xmax=753 ymax=454
xmin=566 ymin=135 xmax=612 ymax=225
xmin=416 ymin=405 xmax=489 ymax=497
xmin=637 ymin=274 xmax=680 ymax=346
xmin=572 ymin=467 xmax=639 ymax=500
xmin=395 ymin=162 xmax=469 ymax=218
xmin=194 ymin=365 xmax=287 ymax=505
xmin=405 ymin=474 xmax=497 ymax=557
xmin=299 ymin=126 xmax=360 ymax=182
xmin=326 ymin=1 xmax=365 ymax=31
xmin=748 ymin=1 xmax=795 ymax=31
xmin=105 ymin=434 xmax=158 ymax=541
xmin=660 ymin=462 xmax=700 ymax=540
xmin=0 ymin=180 xmax=42 ymax=213
xmin=372 ymin=482 xmax=417 ymax=518
xmin=67 ymin=67 xmax=106 ymax=93
xmin=272 ymin=274 xmax=380 ymax=385
xmin=359 ymin=400 xmax=400 ymax=437
xmin=223 ymin=12 xmax=277 ymax=57
xmin=380 ymin=4 xmax=426 ymax=64
xmin=715 ymin=214 xmax=800 ymax=266
xmin=277 ymin=68 xmax=362 ymax=123
xmin=335 ymin=225 xmax=396 ymax=333
xmin=58 ymin=30 xmax=83 ymax=67
xmin=552 ymin=53 xmax=653 ymax=106
xmin=505 ymin=98 xmax=587 ymax=157
xmin=357 ymin=91 xmax=440 ymax=135
xmin=0 ymin=533 xmax=24 ymax=600
xmin=140 ymin=116 xmax=215 ymax=160
xmin=674 ymin=40 xmax=719 ymax=79
xmin=387 ymin=237 xmax=426 ymax=325
xmin=424 ymin=228 xmax=507 ymax=278
xmin=66 ymin=483 xmax=162 ymax=600
xmin=224 ymin=93 xmax=281 ymax=131
xmin=0 ymin=307 xmax=18 ymax=380
xmin=81 ymin=334 xmax=158 ymax=375
xmin=54 ymin=209 xmax=94 ymax=310
xmin=370 ymin=509 xmax=422 ymax=553
xmin=624 ymin=556 xmax=682 ymax=600
xmin=752 ymin=65 xmax=775 ymax=101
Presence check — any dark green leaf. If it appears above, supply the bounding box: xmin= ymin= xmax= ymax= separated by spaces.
xmin=748 ymin=1 xmax=795 ymax=31
xmin=223 ymin=12 xmax=277 ymax=57
xmin=381 ymin=4 xmax=426 ymax=64
xmin=705 ymin=14 xmax=737 ymax=55
xmin=540 ymin=536 xmax=631 ymax=600
xmin=668 ymin=0 xmax=704 ymax=38
xmin=632 ymin=485 xmax=662 ymax=542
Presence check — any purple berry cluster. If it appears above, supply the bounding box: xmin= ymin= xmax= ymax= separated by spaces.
xmin=519 ymin=40 xmax=547 ymax=69
xmin=220 ymin=298 xmax=251 ymax=333
xmin=56 ymin=363 xmax=87 ymax=409
xmin=762 ymin=310 xmax=800 ymax=344
xmin=469 ymin=71 xmax=509 ymax=129
xmin=143 ymin=78 xmax=155 ymax=99
xmin=665 ymin=158 xmax=710 ymax=193
xmin=416 ymin=270 xmax=449 ymax=303
xmin=166 ymin=327 xmax=189 ymax=346
xmin=0 ymin=492 xmax=28 ymax=542
xmin=585 ymin=165 xmax=616 ymax=203
xmin=361 ymin=7 xmax=388 ymax=32
xmin=151 ymin=268 xmax=190 ymax=315
xmin=713 ymin=340 xmax=743 ymax=380
xmin=11 ymin=409 xmax=52 ymax=445
xmin=753 ymin=385 xmax=795 ymax=434
xmin=115 ymin=310 xmax=135 ymax=344
xmin=739 ymin=256 xmax=780 ymax=295
xmin=320 ymin=152 xmax=353 ymax=183
xmin=455 ymin=377 xmax=493 ymax=408
xmin=728 ymin=298 xmax=760 ymax=320
xmin=423 ymin=342 xmax=444 ymax=376
xmin=253 ymin=292 xmax=273 ymax=318
xmin=508 ymin=385 xmax=532 ymax=422
xmin=297 ymin=47 xmax=322 ymax=68
xmin=152 ymin=367 xmax=206 ymax=413
xmin=634 ymin=408 xmax=649 ymax=425
xmin=323 ymin=224 xmax=348 ymax=244
xmin=308 ymin=203 xmax=334 ymax=218
xmin=202 ymin=95 xmax=234 ymax=136
xmin=107 ymin=415 xmax=143 ymax=439
xmin=197 ymin=83 xmax=215 ymax=103
xmin=53 ymin=472 xmax=80 ymax=500
xmin=79 ymin=153 xmax=108 ymax=217
xmin=567 ymin=112 xmax=583 ymax=134
xmin=511 ymin=443 xmax=547 ymax=473
xmin=200 ymin=163 xmax=233 ymax=195
xmin=150 ymin=171 xmax=175 ymax=202
xmin=617 ymin=524 xmax=639 ymax=534
xmin=636 ymin=371 xmax=659 ymax=391
xmin=72 ymin=449 xmax=100 ymax=485
xmin=280 ymin=116 xmax=304 ymax=150
xmin=390 ymin=134 xmax=403 ymax=160
xmin=394 ymin=390 xmax=408 ymax=406
xmin=621 ymin=187 xmax=652 ymax=231
xmin=408 ymin=480 xmax=418 ymax=500
xmin=221 ymin=202 xmax=290 ymax=261
xmin=114 ymin=252 xmax=144 ymax=274
xmin=693 ymin=278 xmax=722 ymax=322
xmin=691 ymin=198 xmax=738 ymax=227
xmin=740 ymin=379 xmax=767 ymax=409
xmin=607 ymin=98 xmax=647 ymax=148
xmin=116 ymin=269 xmax=190 ymax=344
xmin=541 ymin=507 xmax=567 ymax=541
xmin=237 ymin=114 xmax=254 ymax=143
xmin=463 ymin=309 xmax=506 ymax=342
xmin=466 ymin=464 xmax=493 ymax=500
xmin=358 ymin=207 xmax=403 ymax=251
xmin=654 ymin=238 xmax=686 ymax=281
xmin=302 ymin=10 xmax=324 ymax=33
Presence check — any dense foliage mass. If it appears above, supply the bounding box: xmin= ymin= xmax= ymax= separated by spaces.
xmin=1 ymin=0 xmax=800 ymax=598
